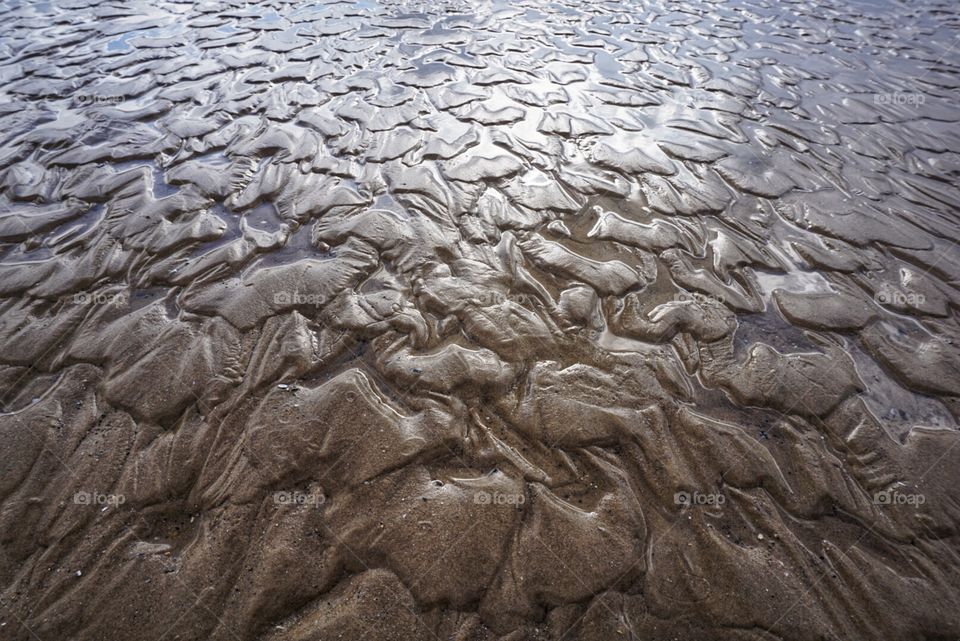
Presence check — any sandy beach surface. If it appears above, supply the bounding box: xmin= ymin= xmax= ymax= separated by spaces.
xmin=1 ymin=0 xmax=959 ymax=639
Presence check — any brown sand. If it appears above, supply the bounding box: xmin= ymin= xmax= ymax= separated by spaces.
xmin=1 ymin=0 xmax=960 ymax=639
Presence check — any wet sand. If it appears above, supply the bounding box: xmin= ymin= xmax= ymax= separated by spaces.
xmin=1 ymin=0 xmax=960 ymax=639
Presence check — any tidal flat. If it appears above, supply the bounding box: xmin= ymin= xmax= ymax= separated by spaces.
xmin=0 ymin=0 xmax=959 ymax=639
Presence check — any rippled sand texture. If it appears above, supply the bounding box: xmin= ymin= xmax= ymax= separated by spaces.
xmin=1 ymin=0 xmax=960 ymax=639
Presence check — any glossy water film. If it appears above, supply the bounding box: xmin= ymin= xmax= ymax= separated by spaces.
xmin=1 ymin=0 xmax=959 ymax=639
